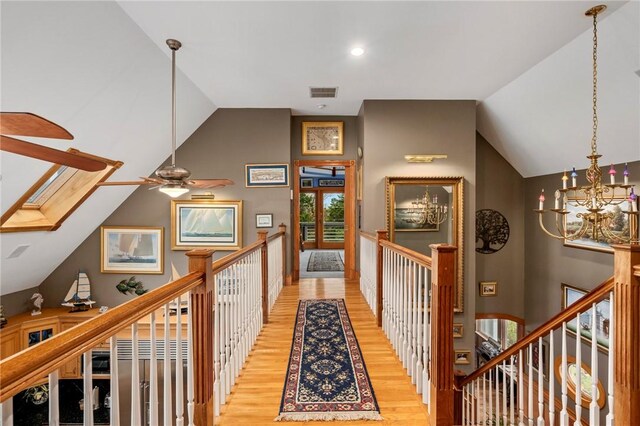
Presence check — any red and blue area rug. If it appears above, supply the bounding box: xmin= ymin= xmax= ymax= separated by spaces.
xmin=275 ymin=299 xmax=382 ymax=421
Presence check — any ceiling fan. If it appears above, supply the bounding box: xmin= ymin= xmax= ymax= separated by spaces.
xmin=0 ymin=112 xmax=107 ymax=172
xmin=97 ymin=39 xmax=233 ymax=197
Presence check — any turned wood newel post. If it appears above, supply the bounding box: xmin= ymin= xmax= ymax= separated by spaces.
xmin=376 ymin=230 xmax=388 ymax=327
xmin=612 ymin=244 xmax=640 ymax=425
xmin=279 ymin=223 xmax=287 ymax=286
xmin=186 ymin=248 xmax=215 ymax=425
xmin=429 ymin=243 xmax=457 ymax=426
xmin=258 ymin=231 xmax=269 ymax=324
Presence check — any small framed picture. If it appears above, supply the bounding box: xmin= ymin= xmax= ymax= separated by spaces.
xmin=318 ymin=178 xmax=344 ymax=187
xmin=101 ymin=226 xmax=164 ymax=274
xmin=301 ymin=178 xmax=313 ymax=188
xmin=453 ymin=323 xmax=464 ymax=338
xmin=454 ymin=350 xmax=471 ymax=365
xmin=256 ymin=213 xmax=273 ymax=228
xmin=245 ymin=163 xmax=289 ymax=187
xmin=302 ymin=121 xmax=344 ymax=155
xmin=479 ymin=281 xmax=497 ymax=297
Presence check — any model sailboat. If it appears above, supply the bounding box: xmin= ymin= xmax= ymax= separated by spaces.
xmin=62 ymin=271 xmax=96 ymax=312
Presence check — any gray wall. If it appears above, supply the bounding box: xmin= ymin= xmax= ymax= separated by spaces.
xmin=359 ymin=99 xmax=477 ymax=370
xmin=38 ymin=108 xmax=292 ymax=309
xmin=0 ymin=286 xmax=39 ymax=317
xmin=475 ymin=134 xmax=525 ymax=319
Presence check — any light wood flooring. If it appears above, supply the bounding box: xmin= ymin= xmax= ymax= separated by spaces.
xmin=215 ymin=278 xmax=429 ymax=425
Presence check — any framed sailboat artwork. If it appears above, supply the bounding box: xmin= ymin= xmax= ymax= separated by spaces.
xmin=100 ymin=226 xmax=164 ymax=274
xmin=171 ymin=200 xmax=243 ymax=251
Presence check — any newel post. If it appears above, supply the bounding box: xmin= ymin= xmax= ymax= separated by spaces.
xmin=279 ymin=223 xmax=287 ymax=286
xmin=376 ymin=230 xmax=388 ymax=327
xmin=258 ymin=231 xmax=269 ymax=324
xmin=429 ymin=243 xmax=457 ymax=426
xmin=612 ymin=244 xmax=640 ymax=425
xmin=186 ymin=248 xmax=215 ymax=425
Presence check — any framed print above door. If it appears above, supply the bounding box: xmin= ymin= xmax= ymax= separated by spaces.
xmin=245 ymin=164 xmax=289 ymax=187
xmin=171 ymin=199 xmax=243 ymax=251
xmin=302 ymin=122 xmax=344 ymax=155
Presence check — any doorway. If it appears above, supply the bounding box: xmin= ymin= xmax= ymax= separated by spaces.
xmin=293 ymin=160 xmax=356 ymax=281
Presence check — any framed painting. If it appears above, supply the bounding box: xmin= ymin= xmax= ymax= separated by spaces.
xmin=255 ymin=213 xmax=273 ymax=228
xmin=101 ymin=226 xmax=164 ymax=274
xmin=245 ymin=164 xmax=289 ymax=187
xmin=302 ymin=121 xmax=344 ymax=155
xmin=301 ymin=178 xmax=313 ymax=188
xmin=561 ymin=283 xmax=610 ymax=352
xmin=454 ymin=350 xmax=471 ymax=365
xmin=479 ymin=281 xmax=497 ymax=297
xmin=171 ymin=200 xmax=243 ymax=251
xmin=563 ymin=196 xmax=638 ymax=253
xmin=453 ymin=323 xmax=464 ymax=338
xmin=393 ymin=208 xmax=439 ymax=232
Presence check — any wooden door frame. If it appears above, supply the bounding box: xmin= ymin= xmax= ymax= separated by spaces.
xmin=293 ymin=160 xmax=356 ymax=281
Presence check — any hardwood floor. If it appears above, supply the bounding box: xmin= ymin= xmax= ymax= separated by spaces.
xmin=215 ymin=278 xmax=429 ymax=425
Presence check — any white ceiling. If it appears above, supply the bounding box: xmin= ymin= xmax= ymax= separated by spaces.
xmin=1 ymin=1 xmax=638 ymax=296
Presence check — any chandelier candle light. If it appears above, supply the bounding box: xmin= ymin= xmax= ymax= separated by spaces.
xmin=536 ymin=5 xmax=638 ymax=244
xmin=404 ymin=187 xmax=448 ymax=226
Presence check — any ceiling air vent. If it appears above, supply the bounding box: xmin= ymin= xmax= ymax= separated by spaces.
xmin=310 ymin=87 xmax=338 ymax=98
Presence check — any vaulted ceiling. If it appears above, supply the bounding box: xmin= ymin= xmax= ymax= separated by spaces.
xmin=1 ymin=1 xmax=638 ymax=295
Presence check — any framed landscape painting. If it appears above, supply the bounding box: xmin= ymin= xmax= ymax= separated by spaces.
xmin=171 ymin=200 xmax=243 ymax=251
xmin=245 ymin=164 xmax=289 ymax=187
xmin=101 ymin=226 xmax=164 ymax=274
xmin=562 ymin=283 xmax=610 ymax=352
xmin=563 ymin=196 xmax=638 ymax=253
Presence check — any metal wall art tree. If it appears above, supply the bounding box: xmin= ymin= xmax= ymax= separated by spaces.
xmin=476 ymin=209 xmax=510 ymax=254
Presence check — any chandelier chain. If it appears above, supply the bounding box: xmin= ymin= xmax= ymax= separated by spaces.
xmin=591 ymin=12 xmax=598 ymax=155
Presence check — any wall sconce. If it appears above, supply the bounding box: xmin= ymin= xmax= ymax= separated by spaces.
xmin=404 ymin=154 xmax=448 ymax=163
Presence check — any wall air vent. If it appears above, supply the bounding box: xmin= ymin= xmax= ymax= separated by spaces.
xmin=309 ymin=87 xmax=338 ymax=98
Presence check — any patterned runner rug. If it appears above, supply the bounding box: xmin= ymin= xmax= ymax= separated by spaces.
xmin=306 ymin=251 xmax=344 ymax=272
xmin=276 ymin=299 xmax=382 ymax=421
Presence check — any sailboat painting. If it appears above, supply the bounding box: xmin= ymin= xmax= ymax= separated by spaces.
xmin=171 ymin=200 xmax=243 ymax=251
xmin=62 ymin=271 xmax=96 ymax=312
xmin=101 ymin=226 xmax=164 ymax=274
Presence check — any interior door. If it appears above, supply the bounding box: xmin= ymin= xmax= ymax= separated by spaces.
xmin=300 ymin=190 xmax=317 ymax=250
xmin=318 ymin=190 xmax=344 ymax=249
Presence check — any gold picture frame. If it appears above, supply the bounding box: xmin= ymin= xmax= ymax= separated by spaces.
xmin=302 ymin=121 xmax=344 ymax=155
xmin=453 ymin=323 xmax=464 ymax=338
xmin=101 ymin=226 xmax=164 ymax=274
xmin=479 ymin=281 xmax=497 ymax=297
xmin=454 ymin=350 xmax=471 ymax=365
xmin=171 ymin=199 xmax=243 ymax=251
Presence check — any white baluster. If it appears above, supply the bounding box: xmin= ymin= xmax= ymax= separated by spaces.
xmin=422 ymin=265 xmax=429 ymax=405
xmin=412 ymin=262 xmax=418 ymax=383
xmin=537 ymin=337 xmax=544 ymax=426
xmin=574 ymin=313 xmax=582 ymax=426
xmin=187 ymin=292 xmax=195 ymax=426
xmin=1 ymin=398 xmax=13 ymax=426
xmin=149 ymin=312 xmax=159 ymax=426
xmin=560 ymin=322 xmax=569 ymax=426
xmin=405 ymin=260 xmax=412 ymax=374
xmin=549 ymin=330 xmax=555 ymax=426
xmin=503 ymin=360 xmax=508 ymax=425
xmin=225 ymin=268 xmax=232 ymax=397
xmin=416 ymin=264 xmax=423 ymax=394
xmin=176 ymin=297 xmax=184 ymax=426
xmin=483 ymin=372 xmax=487 ymax=424
xmin=462 ymin=384 xmax=467 ymax=425
xmin=589 ymin=302 xmax=600 ymax=426
xmin=528 ymin=345 xmax=533 ymax=426
xmin=488 ymin=369 xmax=493 ymax=421
xmin=84 ymin=350 xmax=94 ymax=426
xmin=510 ymin=356 xmax=515 ymax=425
xmin=131 ymin=324 xmax=140 ymax=426
xmin=606 ymin=292 xmax=614 ymax=426
xmin=230 ymin=265 xmax=237 ymax=387
xmin=496 ymin=363 xmax=501 ymax=423
xmin=519 ymin=349 xmax=524 ymax=426
xmin=214 ymin=272 xmax=221 ymax=416
xmin=471 ymin=379 xmax=476 ymax=426
xmin=164 ymin=303 xmax=173 ymax=426
xmin=49 ymin=370 xmax=59 ymax=426
xmin=110 ymin=336 xmax=120 ymax=426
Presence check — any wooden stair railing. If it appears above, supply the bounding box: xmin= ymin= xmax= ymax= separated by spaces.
xmin=457 ymin=244 xmax=640 ymax=426
xmin=360 ymin=229 xmax=456 ymax=425
xmin=0 ymin=227 xmax=287 ymax=426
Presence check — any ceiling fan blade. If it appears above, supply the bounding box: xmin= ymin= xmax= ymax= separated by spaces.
xmin=140 ymin=176 xmax=165 ymax=185
xmin=1 ymin=112 xmax=73 ymax=140
xmin=187 ymin=179 xmax=234 ymax=189
xmin=96 ymin=181 xmax=155 ymax=186
xmin=1 ymin=135 xmax=106 ymax=171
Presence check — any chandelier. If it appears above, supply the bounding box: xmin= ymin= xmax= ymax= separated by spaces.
xmin=536 ymin=5 xmax=638 ymax=244
xmin=403 ymin=187 xmax=448 ymax=226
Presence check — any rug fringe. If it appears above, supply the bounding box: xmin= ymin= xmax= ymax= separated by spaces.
xmin=274 ymin=412 xmax=383 ymax=422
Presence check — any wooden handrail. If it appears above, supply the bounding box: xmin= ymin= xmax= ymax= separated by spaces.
xmin=0 ymin=272 xmax=204 ymax=402
xmin=379 ymin=239 xmax=432 ymax=269
xmin=459 ymin=275 xmax=615 ymax=387
xmin=267 ymin=229 xmax=285 ymax=243
xmin=211 ymin=240 xmax=264 ymax=274
xmin=360 ymin=230 xmax=377 ymax=242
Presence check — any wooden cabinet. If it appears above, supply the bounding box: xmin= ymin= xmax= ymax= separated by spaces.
xmin=59 ymin=319 xmax=81 ymax=378
xmin=0 ymin=328 xmax=19 ymax=358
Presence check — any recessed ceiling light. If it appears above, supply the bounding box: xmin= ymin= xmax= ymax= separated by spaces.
xmin=350 ymin=47 xmax=365 ymax=57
